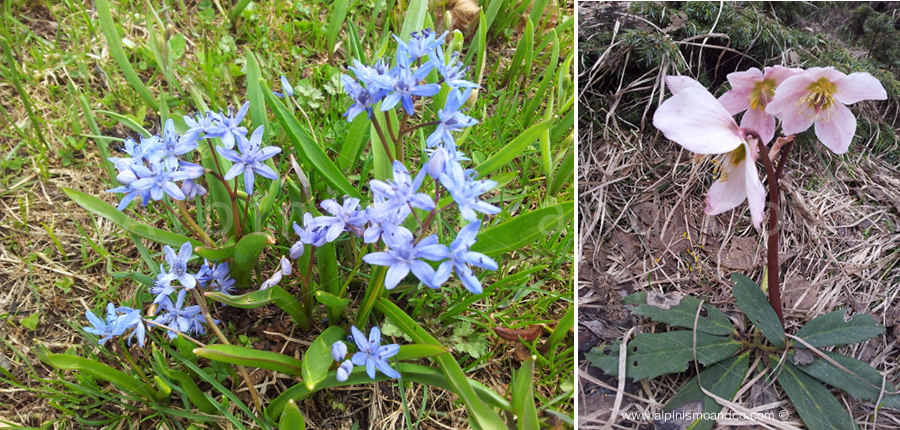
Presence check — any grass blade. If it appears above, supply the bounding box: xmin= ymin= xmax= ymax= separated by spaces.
xmin=94 ymin=0 xmax=159 ymax=111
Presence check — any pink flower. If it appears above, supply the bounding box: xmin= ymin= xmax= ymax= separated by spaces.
xmin=718 ymin=66 xmax=803 ymax=145
xmin=765 ymin=67 xmax=886 ymax=154
xmin=653 ymin=76 xmax=766 ymax=228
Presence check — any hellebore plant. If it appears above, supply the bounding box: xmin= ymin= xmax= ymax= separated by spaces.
xmin=52 ymin=27 xmax=574 ymax=430
xmin=588 ymin=67 xmax=893 ymax=430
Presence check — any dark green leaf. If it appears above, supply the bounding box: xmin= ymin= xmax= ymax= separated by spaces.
xmin=230 ymin=232 xmax=273 ymax=289
xmin=243 ymin=48 xmax=269 ymax=135
xmin=585 ymin=331 xmax=739 ymax=380
xmin=794 ymin=310 xmax=885 ymax=348
xmin=194 ymin=244 xmax=235 ymax=261
xmin=279 ymin=399 xmax=307 ymax=429
xmin=663 ymin=353 xmax=750 ymax=430
xmin=471 ymin=202 xmax=573 ymax=258
xmin=512 ymin=356 xmax=539 ymax=430
xmin=205 ymin=286 xmax=310 ymax=331
xmin=731 ymin=273 xmax=784 ymax=348
xmin=624 ymin=292 xmax=736 ymax=336
xmin=301 ymin=326 xmax=346 ymax=390
xmin=775 ymin=357 xmax=859 ymax=430
xmin=789 ymin=350 xmax=900 ymax=410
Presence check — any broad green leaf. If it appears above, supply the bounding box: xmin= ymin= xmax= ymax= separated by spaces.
xmin=243 ymin=48 xmax=269 ymax=136
xmin=789 ymin=350 xmax=900 ymax=409
xmin=396 ymin=344 xmax=451 ymax=361
xmin=471 ymin=202 xmax=573 ymax=257
xmin=585 ymin=331 xmax=740 ymax=380
xmin=261 ymin=83 xmax=360 ymax=199
xmin=338 ymin=114 xmax=370 ymax=171
xmin=663 ymin=353 xmax=750 ymax=430
xmin=280 ymin=399 xmax=307 ymax=429
xmin=543 ymin=303 xmax=574 ymax=354
xmin=62 ymin=188 xmax=202 ymax=248
xmin=266 ymin=362 xmax=511 ymax=420
xmin=475 ymin=118 xmax=554 ymax=177
xmin=315 ymin=242 xmax=342 ymax=325
xmin=194 ymin=244 xmax=235 ymax=261
xmin=314 ymin=290 xmax=350 ymax=308
xmin=794 ymin=309 xmax=885 ymax=348
xmin=731 ymin=273 xmax=784 ymax=348
xmin=164 ymin=369 xmax=218 ymax=414
xmin=548 ymin=145 xmax=574 ymax=197
xmin=302 ymin=326 xmax=346 ymax=390
xmin=206 ymin=286 xmax=310 ymax=331
xmin=512 ymin=356 xmax=539 ymax=430
xmin=375 ymin=299 xmax=506 ymax=429
xmin=623 ymin=292 xmax=736 ymax=336
xmin=370 ymin=109 xmax=396 ymax=181
xmin=42 ymin=354 xmax=158 ymax=400
xmin=94 ymin=0 xmax=159 ymax=111
xmin=231 ymin=232 xmax=273 ymax=289
xmin=775 ymin=357 xmax=859 ymax=430
xmin=397 ymin=0 xmax=427 ymax=43
xmin=194 ymin=344 xmax=304 ymax=376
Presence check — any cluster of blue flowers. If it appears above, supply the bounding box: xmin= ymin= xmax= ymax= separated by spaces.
xmin=108 ymin=101 xmax=281 ymax=209
xmin=288 ymin=29 xmax=498 ymax=296
xmin=84 ymin=242 xmax=233 ymax=345
xmin=331 ymin=326 xmax=400 ymax=382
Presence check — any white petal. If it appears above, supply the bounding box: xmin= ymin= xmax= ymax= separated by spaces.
xmin=653 ymin=87 xmax=743 ymax=155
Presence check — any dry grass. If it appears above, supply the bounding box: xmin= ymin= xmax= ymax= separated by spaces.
xmin=577 ymin=2 xmax=900 ymax=429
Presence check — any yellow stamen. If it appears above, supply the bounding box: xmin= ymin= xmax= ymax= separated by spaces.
xmin=749 ymin=78 xmax=777 ymax=111
xmin=795 ymin=77 xmax=838 ymax=122
xmin=712 ymin=144 xmax=746 ymax=182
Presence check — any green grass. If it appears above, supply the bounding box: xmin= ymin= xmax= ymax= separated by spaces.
xmin=0 ymin=0 xmax=574 ymax=428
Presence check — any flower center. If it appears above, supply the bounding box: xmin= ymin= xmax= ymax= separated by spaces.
xmin=711 ymin=144 xmax=746 ymax=182
xmin=749 ymin=78 xmax=777 ymax=111
xmin=796 ymin=77 xmax=838 ymax=121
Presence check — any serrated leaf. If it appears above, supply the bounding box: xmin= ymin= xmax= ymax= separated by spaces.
xmin=794 ymin=310 xmax=885 ymax=348
xmin=731 ymin=273 xmax=784 ymax=348
xmin=662 ymin=353 xmax=750 ymax=430
xmin=775 ymin=357 xmax=859 ymax=430
xmin=302 ymin=326 xmax=346 ymax=390
xmin=193 ymin=344 xmax=304 ymax=376
xmin=470 ymin=202 xmax=573 ymax=258
xmin=789 ymin=350 xmax=900 ymax=410
xmin=624 ymin=292 xmax=736 ymax=336
xmin=585 ymin=331 xmax=739 ymax=380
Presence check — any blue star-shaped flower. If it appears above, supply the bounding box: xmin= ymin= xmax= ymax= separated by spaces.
xmin=216 ymin=126 xmax=281 ymax=195
xmin=350 ymin=326 xmax=400 ymax=380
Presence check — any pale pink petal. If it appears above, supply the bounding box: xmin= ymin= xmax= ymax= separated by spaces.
xmin=834 ymin=73 xmax=887 ymax=104
xmin=814 ymin=103 xmax=856 ymax=154
xmin=764 ymin=65 xmax=804 ymax=86
xmin=704 ymin=163 xmax=749 ymax=216
xmin=742 ymin=150 xmax=766 ymax=229
xmin=740 ymin=106 xmax=776 ymax=145
xmin=766 ymin=73 xmax=814 ymax=118
xmin=665 ymin=76 xmax=707 ymax=95
xmin=726 ymin=68 xmax=763 ymax=90
xmin=718 ymin=89 xmax=752 ymax=115
xmin=653 ymin=87 xmax=743 ymax=155
xmin=805 ymin=66 xmax=845 ymax=82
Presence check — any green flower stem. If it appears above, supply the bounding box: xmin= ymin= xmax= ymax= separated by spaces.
xmin=176 ymin=200 xmax=214 ymax=247
xmin=189 ymin=288 xmax=262 ymax=413
xmin=356 ymin=265 xmax=386 ymax=326
xmin=370 ymin=115 xmax=395 ymax=163
xmin=204 ymin=140 xmax=244 ymax=239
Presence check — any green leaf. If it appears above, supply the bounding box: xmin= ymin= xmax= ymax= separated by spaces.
xmin=262 ymin=82 xmax=360 ymax=198
xmin=794 ymin=309 xmax=885 ymax=348
xmin=302 ymin=326 xmax=346 ymax=390
xmin=42 ymin=354 xmax=158 ymax=400
xmin=194 ymin=244 xmax=235 ymax=261
xmin=548 ymin=146 xmax=574 ymax=197
xmin=266 ymin=362 xmax=511 ymax=420
xmin=370 ymin=109 xmax=396 ymax=180
xmin=231 ymin=232 xmax=273 ymax=289
xmin=375 ymin=299 xmax=506 ymax=429
xmin=623 ymin=292 xmax=736 ymax=336
xmin=243 ymin=48 xmax=269 ymax=136
xmin=279 ymin=399 xmax=307 ymax=429
xmin=163 ymin=369 xmax=218 ymax=415
xmin=194 ymin=344 xmax=304 ymax=376
xmin=20 ymin=312 xmax=39 ymax=330
xmin=338 ymin=114 xmax=370 ymax=171
xmin=315 ymin=242 xmax=342 ymax=325
xmin=471 ymin=202 xmax=573 ymax=257
xmin=397 ymin=0 xmax=427 ymax=43
xmin=62 ymin=187 xmax=202 ymax=248
xmin=730 ymin=273 xmax=784 ymax=348
xmin=325 ymin=0 xmax=350 ymax=62
xmin=775 ymin=357 xmax=859 ymax=430
xmin=314 ymin=290 xmax=350 ymax=308
xmin=789 ymin=350 xmax=900 ymax=409
xmin=512 ymin=356 xmax=539 ymax=430
xmin=475 ymin=118 xmax=554 ymax=177
xmin=396 ymin=344 xmax=451 ymax=361
xmin=206 ymin=286 xmax=310 ymax=331
xmin=662 ymin=353 xmax=750 ymax=430
xmin=94 ymin=0 xmax=159 ymax=111
xmin=585 ymin=331 xmax=740 ymax=380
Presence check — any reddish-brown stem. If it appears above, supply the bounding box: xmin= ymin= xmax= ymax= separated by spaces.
xmin=755 ymin=136 xmax=785 ymax=327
